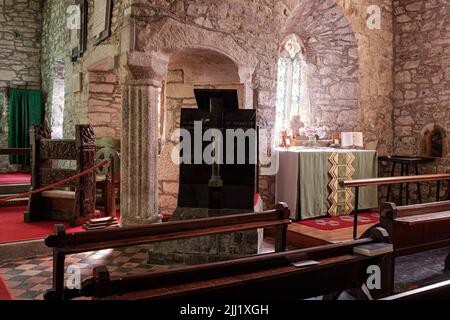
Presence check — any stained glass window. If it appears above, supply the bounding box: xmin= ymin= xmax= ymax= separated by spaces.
xmin=275 ymin=35 xmax=305 ymax=133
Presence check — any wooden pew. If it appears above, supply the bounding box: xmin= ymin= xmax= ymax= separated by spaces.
xmin=380 ymin=201 xmax=450 ymax=269
xmin=25 ymin=125 xmax=100 ymax=227
xmin=44 ymin=203 xmax=292 ymax=301
xmin=382 ymin=280 xmax=450 ymax=300
xmin=72 ymin=227 xmax=393 ymax=301
xmin=340 ymin=174 xmax=450 ymax=239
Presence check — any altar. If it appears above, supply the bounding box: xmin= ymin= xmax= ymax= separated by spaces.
xmin=275 ymin=147 xmax=378 ymax=220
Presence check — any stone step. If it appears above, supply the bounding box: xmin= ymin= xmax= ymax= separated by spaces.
xmin=0 ymin=240 xmax=51 ymax=263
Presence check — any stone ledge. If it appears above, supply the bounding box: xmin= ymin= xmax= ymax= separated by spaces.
xmin=0 ymin=240 xmax=51 ymax=263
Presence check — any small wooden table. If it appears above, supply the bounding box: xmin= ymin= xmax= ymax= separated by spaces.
xmin=379 ymin=156 xmax=435 ymax=205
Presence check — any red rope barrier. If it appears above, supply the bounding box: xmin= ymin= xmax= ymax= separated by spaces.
xmin=0 ymin=160 xmax=110 ymax=203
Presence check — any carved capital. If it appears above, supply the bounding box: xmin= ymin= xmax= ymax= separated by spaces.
xmin=125 ymin=51 xmax=170 ymax=83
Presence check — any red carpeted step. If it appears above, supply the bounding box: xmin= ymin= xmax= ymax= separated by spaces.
xmin=0 ymin=276 xmax=12 ymax=300
xmin=0 ymin=173 xmax=31 ymax=185
xmin=0 ymin=206 xmax=85 ymax=244
xmin=0 ymin=206 xmax=121 ymax=244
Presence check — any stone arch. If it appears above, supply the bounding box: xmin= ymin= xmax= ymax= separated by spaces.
xmin=128 ymin=18 xmax=259 ymax=109
xmin=280 ymin=0 xmax=360 ymax=132
xmin=138 ymin=18 xmax=258 ymax=75
xmin=121 ymin=17 xmax=261 ymax=225
xmin=158 ymin=48 xmax=243 ymax=215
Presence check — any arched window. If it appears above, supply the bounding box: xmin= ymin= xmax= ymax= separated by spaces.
xmin=275 ymin=35 xmax=308 ymax=133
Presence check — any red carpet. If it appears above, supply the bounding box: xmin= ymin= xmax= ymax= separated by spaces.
xmin=0 ymin=173 xmax=31 ymax=185
xmin=0 ymin=276 xmax=12 ymax=300
xmin=298 ymin=212 xmax=380 ymax=231
xmin=0 ymin=206 xmax=84 ymax=244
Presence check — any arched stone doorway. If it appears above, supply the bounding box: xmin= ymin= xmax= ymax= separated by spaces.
xmin=119 ymin=18 xmax=258 ymax=226
xmin=158 ymin=49 xmax=244 ymax=216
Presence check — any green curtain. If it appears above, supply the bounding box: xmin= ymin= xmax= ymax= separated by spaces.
xmin=8 ymin=88 xmax=43 ymax=166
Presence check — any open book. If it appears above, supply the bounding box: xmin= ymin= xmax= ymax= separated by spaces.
xmin=341 ymin=132 xmax=364 ymax=148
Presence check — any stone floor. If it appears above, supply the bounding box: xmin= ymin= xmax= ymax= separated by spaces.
xmin=0 ymin=243 xmax=449 ymax=300
xmin=0 ymin=246 xmax=178 ymax=300
xmin=395 ymin=248 xmax=450 ymax=289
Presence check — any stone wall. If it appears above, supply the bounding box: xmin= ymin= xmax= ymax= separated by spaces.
xmin=393 ymin=0 xmax=450 ymax=202
xmin=0 ymin=0 xmax=42 ymax=170
xmin=130 ymin=0 xmax=395 ymax=211
xmin=88 ymin=70 xmax=121 ymax=139
xmin=41 ymin=0 xmax=125 ymax=139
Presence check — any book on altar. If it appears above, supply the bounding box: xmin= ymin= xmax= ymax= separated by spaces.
xmin=341 ymin=132 xmax=364 ymax=148
xmin=353 ymin=243 xmax=394 ymax=257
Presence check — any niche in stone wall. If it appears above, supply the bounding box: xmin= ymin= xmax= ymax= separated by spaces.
xmin=158 ymin=48 xmax=243 ymax=216
xmin=420 ymin=124 xmax=447 ymax=158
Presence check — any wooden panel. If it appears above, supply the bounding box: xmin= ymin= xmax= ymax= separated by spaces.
xmin=40 ymin=169 xmax=78 ymax=188
xmin=43 ymin=197 xmax=75 ymax=214
xmin=0 ymin=184 xmax=30 ymax=195
xmin=40 ymin=140 xmax=77 ymax=160
xmin=0 ymin=148 xmax=31 ymax=156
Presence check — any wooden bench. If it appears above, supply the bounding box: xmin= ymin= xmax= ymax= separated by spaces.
xmin=44 ymin=203 xmax=292 ymax=300
xmin=382 ymin=280 xmax=450 ymax=300
xmin=70 ymin=227 xmax=393 ymax=301
xmin=340 ymin=174 xmax=450 ymax=239
xmin=25 ymin=125 xmax=101 ymax=226
xmin=380 ymin=201 xmax=450 ymax=268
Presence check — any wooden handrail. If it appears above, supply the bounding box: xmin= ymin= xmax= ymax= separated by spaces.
xmin=381 ymin=280 xmax=450 ymax=300
xmin=340 ymin=174 xmax=450 ymax=188
xmin=0 ymin=148 xmax=31 ymax=156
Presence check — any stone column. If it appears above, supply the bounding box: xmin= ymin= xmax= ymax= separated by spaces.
xmin=238 ymin=66 xmax=256 ymax=110
xmin=120 ymin=83 xmax=163 ymax=226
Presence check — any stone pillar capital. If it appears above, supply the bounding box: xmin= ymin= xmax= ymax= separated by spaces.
xmin=238 ymin=66 xmax=256 ymax=110
xmin=125 ymin=51 xmax=171 ymax=84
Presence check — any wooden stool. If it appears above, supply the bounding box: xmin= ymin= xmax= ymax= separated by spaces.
xmin=379 ymin=156 xmax=435 ymax=205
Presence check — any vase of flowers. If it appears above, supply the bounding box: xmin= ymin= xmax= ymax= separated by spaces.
xmin=302 ymin=126 xmax=329 ymax=147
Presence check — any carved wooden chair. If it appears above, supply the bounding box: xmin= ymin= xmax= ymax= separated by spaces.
xmin=25 ymin=125 xmax=100 ymax=227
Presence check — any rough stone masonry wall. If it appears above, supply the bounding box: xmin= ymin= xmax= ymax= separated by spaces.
xmin=132 ymin=0 xmax=395 ymax=210
xmin=393 ymin=0 xmax=450 ymax=202
xmin=0 ymin=0 xmax=42 ymax=171
xmin=41 ymin=0 xmax=125 ymax=139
